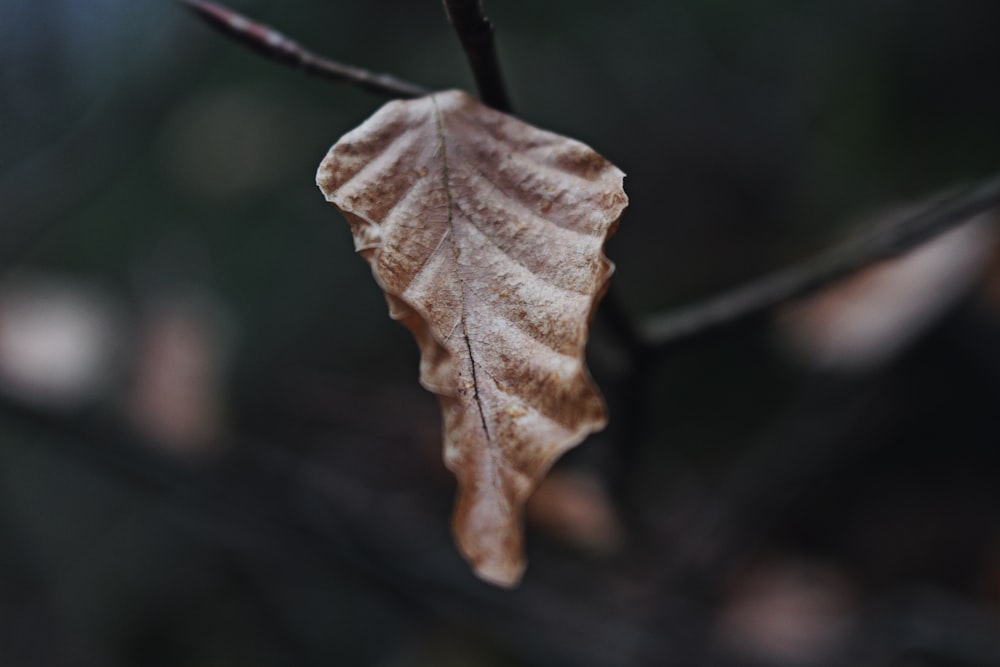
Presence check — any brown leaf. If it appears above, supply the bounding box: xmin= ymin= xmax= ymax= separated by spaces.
xmin=316 ymin=90 xmax=627 ymax=586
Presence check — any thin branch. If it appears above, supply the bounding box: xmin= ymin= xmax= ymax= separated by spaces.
xmin=182 ymin=0 xmax=647 ymax=362
xmin=441 ymin=0 xmax=512 ymax=111
xmin=178 ymin=0 xmax=1000 ymax=355
xmin=643 ymin=173 xmax=1000 ymax=347
xmin=181 ymin=0 xmax=429 ymax=99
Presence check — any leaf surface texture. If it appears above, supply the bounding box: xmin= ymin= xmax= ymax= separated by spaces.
xmin=317 ymin=90 xmax=627 ymax=586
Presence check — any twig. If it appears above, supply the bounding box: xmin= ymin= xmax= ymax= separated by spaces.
xmin=182 ymin=0 xmax=647 ymax=362
xmin=441 ymin=0 xmax=512 ymax=111
xmin=178 ymin=0 xmax=1000 ymax=356
xmin=181 ymin=0 xmax=656 ymax=508
xmin=643 ymin=173 xmax=1000 ymax=347
xmin=181 ymin=0 xmax=429 ymax=99
xmin=596 ymin=288 xmax=656 ymax=500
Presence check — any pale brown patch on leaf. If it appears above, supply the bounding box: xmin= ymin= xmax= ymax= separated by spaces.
xmin=317 ymin=90 xmax=627 ymax=587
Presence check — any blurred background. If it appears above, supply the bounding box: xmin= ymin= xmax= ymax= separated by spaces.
xmin=2 ymin=0 xmax=1000 ymax=665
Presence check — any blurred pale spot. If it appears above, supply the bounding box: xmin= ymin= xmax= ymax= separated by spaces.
xmin=526 ymin=469 xmax=625 ymax=557
xmin=127 ymin=293 xmax=231 ymax=459
xmin=0 ymin=274 xmax=124 ymax=409
xmin=776 ymin=210 xmax=997 ymax=371
xmin=716 ymin=558 xmax=857 ymax=665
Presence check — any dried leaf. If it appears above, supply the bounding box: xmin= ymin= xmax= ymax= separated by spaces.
xmin=316 ymin=90 xmax=627 ymax=586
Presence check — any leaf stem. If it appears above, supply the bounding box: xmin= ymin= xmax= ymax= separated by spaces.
xmin=441 ymin=0 xmax=513 ymax=112
xmin=181 ymin=0 xmax=429 ymax=99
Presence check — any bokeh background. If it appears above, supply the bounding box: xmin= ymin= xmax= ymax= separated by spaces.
xmin=3 ymin=1 xmax=1000 ymax=665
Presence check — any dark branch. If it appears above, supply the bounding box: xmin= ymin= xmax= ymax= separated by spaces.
xmin=441 ymin=0 xmax=512 ymax=112
xmin=181 ymin=0 xmax=649 ymax=388
xmin=179 ymin=0 xmax=1000 ymax=361
xmin=181 ymin=0 xmax=429 ymax=99
xmin=643 ymin=174 xmax=1000 ymax=347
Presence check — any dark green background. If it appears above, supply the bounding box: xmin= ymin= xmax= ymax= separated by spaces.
xmin=3 ymin=1 xmax=1000 ymax=665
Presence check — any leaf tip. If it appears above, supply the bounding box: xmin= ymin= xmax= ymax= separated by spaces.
xmin=471 ymin=556 xmax=525 ymax=589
